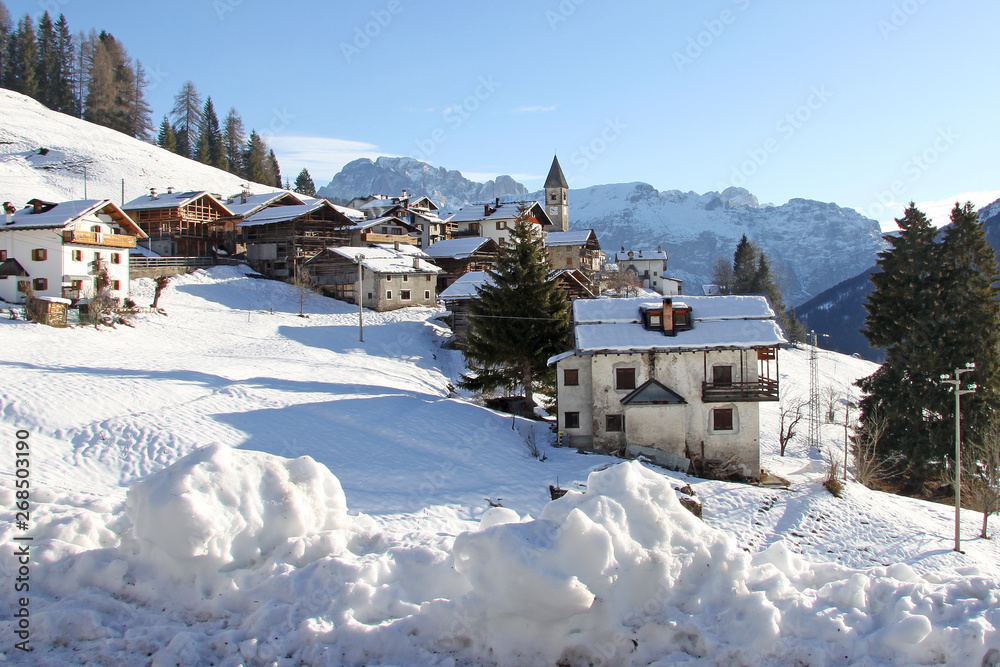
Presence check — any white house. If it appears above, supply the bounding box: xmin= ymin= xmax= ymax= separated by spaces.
xmin=613 ymin=248 xmax=681 ymax=295
xmin=449 ymin=200 xmax=552 ymax=246
xmin=549 ymin=295 xmax=787 ymax=476
xmin=0 ymin=199 xmax=145 ymax=304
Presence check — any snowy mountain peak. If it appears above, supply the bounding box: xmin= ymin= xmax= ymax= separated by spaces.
xmin=317 ymin=156 xmax=528 ymax=209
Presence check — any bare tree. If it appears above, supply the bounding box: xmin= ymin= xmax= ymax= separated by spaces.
xmin=604 ymin=263 xmax=641 ymax=297
xmin=291 ymin=264 xmax=316 ymax=317
xmin=825 ymin=386 xmax=840 ymax=423
xmin=151 ymin=275 xmax=171 ymax=309
xmin=778 ymin=393 xmax=807 ymax=456
xmin=711 ymin=256 xmax=735 ymax=294
xmin=851 ymin=409 xmax=902 ymax=488
xmin=965 ymin=422 xmax=1000 ymax=539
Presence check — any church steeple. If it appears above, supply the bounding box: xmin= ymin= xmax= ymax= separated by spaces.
xmin=544 ymin=155 xmax=569 ymax=231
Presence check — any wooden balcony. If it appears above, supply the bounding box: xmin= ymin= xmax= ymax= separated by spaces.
xmin=702 ymin=379 xmax=779 ymax=402
xmin=361 ymin=232 xmax=417 ymax=244
xmin=63 ymin=230 xmax=137 ymax=248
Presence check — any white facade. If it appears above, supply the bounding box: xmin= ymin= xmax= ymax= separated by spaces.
xmin=615 ymin=249 xmax=673 ymax=294
xmin=0 ymin=204 xmax=139 ymax=304
xmin=550 ymin=295 xmax=787 ymax=477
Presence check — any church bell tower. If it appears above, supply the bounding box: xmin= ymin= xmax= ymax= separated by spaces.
xmin=544 ymin=154 xmax=569 ymax=232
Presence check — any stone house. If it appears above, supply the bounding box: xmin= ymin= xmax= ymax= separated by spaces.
xmin=305 ymin=245 xmax=441 ymax=311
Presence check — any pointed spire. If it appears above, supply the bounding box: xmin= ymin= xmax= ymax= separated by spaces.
xmin=544 ymin=154 xmax=568 ymax=189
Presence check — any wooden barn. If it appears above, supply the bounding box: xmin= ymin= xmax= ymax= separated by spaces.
xmin=423 ymin=237 xmax=500 ymax=293
xmin=238 ymin=200 xmax=354 ymax=278
xmin=123 ymin=189 xmax=233 ymax=257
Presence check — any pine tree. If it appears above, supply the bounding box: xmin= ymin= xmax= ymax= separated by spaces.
xmin=460 ymin=207 xmax=571 ymax=410
xmin=157 ymin=115 xmax=177 ymax=152
xmin=35 ymin=11 xmax=57 ymax=108
xmin=784 ymin=307 xmax=807 ymax=344
xmin=266 ymin=149 xmax=281 ymax=188
xmin=6 ymin=14 xmax=38 ymax=97
xmin=294 ymin=168 xmax=316 ymax=196
xmin=52 ymin=14 xmax=76 ymax=113
xmin=242 ymin=130 xmax=267 ymax=184
xmin=196 ymin=97 xmax=226 ymax=169
xmin=222 ymin=107 xmax=246 ymax=177
xmin=857 ymin=203 xmax=942 ymax=484
xmin=170 ymin=81 xmax=203 ymax=159
xmin=0 ymin=2 xmax=10 ymax=86
xmin=732 ymin=234 xmax=758 ymax=294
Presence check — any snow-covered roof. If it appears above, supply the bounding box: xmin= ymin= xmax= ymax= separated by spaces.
xmin=450 ymin=200 xmax=544 ymax=223
xmin=124 ymin=190 xmax=232 ymax=215
xmin=223 ymin=191 xmax=304 ymax=217
xmin=238 ymin=201 xmax=343 ymax=227
xmin=615 ymin=249 xmax=666 ymax=262
xmin=2 ymin=199 xmax=146 ymax=237
xmin=332 ymin=203 xmax=364 ymax=220
xmin=315 ymin=246 xmax=441 ymax=275
xmin=553 ymin=295 xmax=786 ymax=359
xmin=544 ymin=230 xmax=597 ymax=247
xmin=347 ymin=215 xmax=418 ymax=232
xmin=438 ymin=271 xmax=493 ymax=300
xmin=424 ymin=237 xmax=495 ymax=259
xmin=374 ymin=243 xmax=429 ymax=258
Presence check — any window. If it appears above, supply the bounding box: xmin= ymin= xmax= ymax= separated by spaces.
xmin=653 ymin=271 xmax=658 ymax=276
xmin=402 ymin=274 xmax=408 ymax=282
xmin=367 ymin=293 xmax=373 ymax=299
xmin=17 ymin=280 xmax=28 ymax=293
xmin=72 ymin=249 xmax=82 ymax=262
xmin=606 ymin=414 xmax=624 ymax=432
xmin=384 ymin=275 xmax=392 ymax=282
xmin=564 ymin=412 xmax=580 ymax=429
xmin=33 ymin=278 xmax=47 ymax=290
xmin=426 ymin=275 xmax=431 ymax=282
xmin=71 ymin=280 xmax=83 ymax=292
xmin=713 ymin=408 xmax=734 ymax=431
xmin=712 ymin=366 xmax=733 ymax=385
xmin=31 ymin=248 xmax=46 ymax=261
xmin=111 ymin=253 xmax=121 ymax=264
xmin=93 ymin=252 xmax=101 ymax=262
xmin=424 ymin=290 xmax=431 ymax=299
xmin=564 ymin=368 xmax=579 ymax=386
xmin=111 ymin=280 xmax=121 ymax=290
xmin=566 ymin=257 xmax=572 ymax=266
xmin=91 ymin=225 xmax=101 ymax=232
xmin=386 ymin=290 xmax=392 ymax=300
xmin=615 ymin=367 xmax=636 ymax=390
xmin=401 ymin=290 xmax=411 ymax=300
xmin=0 ymin=250 xmax=7 ymax=261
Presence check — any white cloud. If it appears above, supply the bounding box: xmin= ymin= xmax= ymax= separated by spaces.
xmin=267 ymin=135 xmax=399 ymax=186
xmin=877 ymin=189 xmax=1000 ymax=231
xmin=511 ymin=105 xmax=556 ymax=113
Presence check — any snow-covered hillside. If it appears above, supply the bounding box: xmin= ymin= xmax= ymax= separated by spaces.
xmin=1 ymin=269 xmax=998 ymax=665
xmin=0 ymin=89 xmax=279 ymax=207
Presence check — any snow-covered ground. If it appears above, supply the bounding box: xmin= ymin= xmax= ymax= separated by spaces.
xmin=0 ymin=268 xmax=998 ymax=666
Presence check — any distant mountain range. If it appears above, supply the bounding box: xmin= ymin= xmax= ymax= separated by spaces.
xmin=797 ymin=199 xmax=1000 ymax=362
xmin=317 ymin=157 xmax=528 ymax=210
xmin=321 ymin=157 xmax=887 ymax=305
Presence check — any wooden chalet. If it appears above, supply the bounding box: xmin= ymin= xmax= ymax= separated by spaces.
xmin=343 ymin=216 xmax=420 ymax=247
xmin=423 ymin=237 xmax=500 ymax=293
xmin=123 ymin=188 xmax=233 ymax=257
xmin=553 ymin=268 xmax=597 ymax=299
xmin=438 ymin=270 xmax=492 ymax=345
xmin=238 ymin=200 xmax=354 ymax=279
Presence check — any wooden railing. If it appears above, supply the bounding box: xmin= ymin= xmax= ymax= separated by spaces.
xmin=702 ymin=379 xmax=779 ymax=402
xmin=361 ymin=232 xmax=418 ymax=244
xmin=63 ymin=230 xmax=137 ymax=248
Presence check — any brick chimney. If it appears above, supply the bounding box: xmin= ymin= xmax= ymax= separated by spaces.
xmin=149 ymin=188 xmax=158 ymax=200
xmin=3 ymin=201 xmax=15 ymax=225
xmin=662 ymin=298 xmax=674 ymax=336
xmin=167 ymin=186 xmax=175 ymax=195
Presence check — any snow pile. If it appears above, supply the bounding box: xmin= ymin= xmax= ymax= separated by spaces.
xmin=441 ymin=461 xmax=1000 ymax=666
xmin=125 ymin=444 xmax=352 ymax=581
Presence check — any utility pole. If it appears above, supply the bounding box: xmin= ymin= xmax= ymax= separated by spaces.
xmin=355 ymin=254 xmax=364 ymax=342
xmin=940 ymin=363 xmax=977 ymax=553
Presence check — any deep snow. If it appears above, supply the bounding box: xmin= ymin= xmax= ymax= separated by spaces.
xmin=0 ymin=267 xmax=998 ymax=665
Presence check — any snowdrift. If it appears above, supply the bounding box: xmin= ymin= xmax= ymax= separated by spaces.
xmin=13 ymin=446 xmax=998 ymax=666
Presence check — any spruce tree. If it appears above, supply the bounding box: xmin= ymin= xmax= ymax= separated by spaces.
xmin=242 ymin=130 xmax=268 ymax=184
xmin=222 ymin=107 xmax=246 ymax=176
xmin=157 ymin=115 xmax=177 ymax=152
xmin=732 ymin=234 xmax=758 ymax=294
xmin=35 ymin=11 xmax=56 ymax=107
xmin=6 ymin=14 xmax=38 ymax=97
xmin=0 ymin=2 xmax=10 ymax=86
xmin=857 ymin=203 xmax=942 ymax=483
xmin=294 ymin=168 xmax=316 ymax=196
xmin=170 ymin=81 xmax=203 ymax=159
xmin=460 ymin=207 xmax=571 ymax=410
xmin=266 ymin=148 xmax=281 ymax=188
xmin=53 ymin=14 xmax=76 ymax=113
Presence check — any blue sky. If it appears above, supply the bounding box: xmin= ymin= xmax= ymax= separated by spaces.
xmin=8 ymin=0 xmax=999 ymax=227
